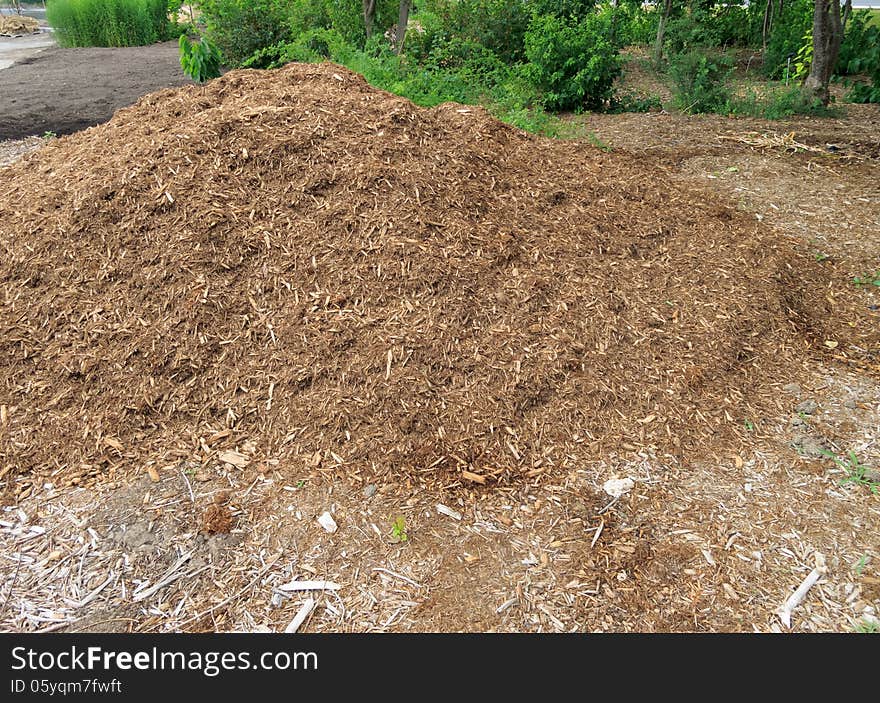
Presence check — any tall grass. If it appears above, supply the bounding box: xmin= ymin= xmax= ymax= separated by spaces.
xmin=46 ymin=0 xmax=173 ymax=47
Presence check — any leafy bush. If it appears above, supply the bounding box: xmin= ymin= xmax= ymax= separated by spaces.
xmin=839 ymin=10 xmax=880 ymax=102
xmin=612 ymin=2 xmax=659 ymax=46
xmin=839 ymin=10 xmax=878 ymax=75
xmin=179 ymin=33 xmax=222 ymax=82
xmin=524 ymin=12 xmax=622 ymax=111
xmin=197 ymin=0 xmax=294 ymax=64
xmin=411 ymin=0 xmax=531 ymax=65
xmin=46 ymin=0 xmax=174 ymax=47
xmin=764 ymin=0 xmax=813 ymax=78
xmin=667 ymin=49 xmax=733 ymax=113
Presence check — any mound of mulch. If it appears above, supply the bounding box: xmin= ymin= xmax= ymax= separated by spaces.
xmin=0 ymin=15 xmax=40 ymax=35
xmin=0 ymin=63 xmax=874 ymax=491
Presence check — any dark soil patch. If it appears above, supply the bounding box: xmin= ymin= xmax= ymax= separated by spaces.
xmin=0 ymin=41 xmax=191 ymax=140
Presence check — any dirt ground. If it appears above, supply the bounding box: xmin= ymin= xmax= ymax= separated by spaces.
xmin=0 ymin=66 xmax=878 ymax=634
xmin=0 ymin=40 xmax=190 ymax=140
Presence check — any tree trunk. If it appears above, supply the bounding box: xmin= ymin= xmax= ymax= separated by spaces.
xmin=804 ymin=0 xmax=844 ymax=105
xmin=394 ymin=0 xmax=411 ymax=55
xmin=841 ymin=0 xmax=852 ymax=32
xmin=762 ymin=0 xmax=773 ymax=54
xmin=363 ymin=0 xmax=377 ymax=40
xmin=653 ymin=0 xmax=674 ymax=66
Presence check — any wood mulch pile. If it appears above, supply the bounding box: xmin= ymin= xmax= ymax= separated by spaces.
xmin=1 ymin=63 xmax=876 ymax=499
xmin=0 ymin=15 xmax=40 ymax=36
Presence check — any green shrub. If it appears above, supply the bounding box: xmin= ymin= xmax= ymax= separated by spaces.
xmin=179 ymin=33 xmax=222 ymax=82
xmin=524 ymin=12 xmax=622 ymax=111
xmin=612 ymin=2 xmax=659 ymax=46
xmin=731 ymin=86 xmax=833 ymax=119
xmin=668 ymin=49 xmax=733 ymax=113
xmin=839 ymin=10 xmax=878 ymax=75
xmin=764 ymin=0 xmax=813 ymax=78
xmin=412 ymin=0 xmax=531 ymax=65
xmin=839 ymin=10 xmax=880 ymax=103
xmin=46 ymin=0 xmax=174 ymax=47
xmin=197 ymin=0 xmax=293 ymax=64
xmin=610 ymin=90 xmax=662 ymax=113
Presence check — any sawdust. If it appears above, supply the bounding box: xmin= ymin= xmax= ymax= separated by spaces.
xmin=1 ymin=63 xmax=875 ymax=500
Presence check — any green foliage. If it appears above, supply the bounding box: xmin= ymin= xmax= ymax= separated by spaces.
xmin=823 ymin=449 xmax=879 ymax=494
xmin=855 ymin=620 xmax=880 ymax=633
xmin=662 ymin=3 xmax=763 ymax=56
xmin=853 ymin=271 xmax=880 ymax=288
xmin=179 ymin=33 xmax=222 ymax=82
xmin=197 ymin=0 xmax=294 ymax=64
xmin=668 ymin=49 xmax=733 ymax=113
xmin=587 ymin=131 xmax=612 ymax=152
xmin=609 ymin=89 xmax=662 ymax=113
xmin=764 ymin=0 xmax=813 ymax=79
xmin=839 ymin=10 xmax=879 ymax=75
xmin=791 ymin=30 xmax=813 ymax=82
xmin=46 ymin=0 xmax=174 ymax=47
xmin=410 ymin=0 xmax=532 ymax=65
xmin=730 ymin=86 xmax=831 ymax=120
xmin=391 ymin=516 xmax=408 ymax=542
xmin=524 ymin=12 xmax=622 ymax=111
xmin=611 ymin=1 xmax=659 ymax=46
xmin=840 ymin=11 xmax=880 ymax=103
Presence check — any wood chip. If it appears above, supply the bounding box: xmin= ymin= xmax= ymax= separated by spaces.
xmin=284 ymin=598 xmax=316 ymax=633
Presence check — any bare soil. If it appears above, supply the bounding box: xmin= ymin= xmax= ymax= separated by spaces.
xmin=0 ymin=40 xmax=190 ymax=140
xmin=0 ymin=64 xmax=878 ymax=634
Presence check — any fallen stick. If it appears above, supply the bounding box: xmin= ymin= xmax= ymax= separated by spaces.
xmin=132 ymin=552 xmax=193 ymax=602
xmin=276 ymin=580 xmax=341 ymax=592
xmin=174 ymin=556 xmax=280 ymax=630
xmin=778 ymin=568 xmax=823 ymax=628
xmin=285 ymin=598 xmax=315 ymax=633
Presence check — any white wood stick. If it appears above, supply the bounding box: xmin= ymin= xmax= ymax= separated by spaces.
xmin=132 ymin=552 xmax=193 ymax=602
xmin=284 ymin=598 xmax=315 ymax=633
xmin=778 ymin=568 xmax=822 ymax=628
xmin=276 ymin=580 xmax=341 ymax=592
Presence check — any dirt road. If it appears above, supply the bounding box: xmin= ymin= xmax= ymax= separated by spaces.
xmin=0 ymin=40 xmax=191 ymax=139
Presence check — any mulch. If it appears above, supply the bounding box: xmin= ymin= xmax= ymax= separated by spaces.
xmin=1 ymin=62 xmax=876 ymax=496
xmin=0 ymin=16 xmax=40 ymax=36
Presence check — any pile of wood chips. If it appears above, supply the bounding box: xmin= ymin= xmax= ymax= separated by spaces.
xmin=0 ymin=15 xmax=40 ymax=36
xmin=0 ymin=64 xmax=875 ymax=492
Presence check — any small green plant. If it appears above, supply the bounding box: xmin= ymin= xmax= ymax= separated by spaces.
xmin=743 ymin=419 xmax=755 ymax=432
xmin=853 ymin=271 xmax=880 ymax=288
xmin=792 ymin=30 xmax=813 ymax=81
xmin=587 ymin=132 xmax=612 ymax=152
xmin=42 ymin=131 xmax=57 ymax=140
xmin=853 ymin=554 xmax=869 ymax=576
xmin=390 ymin=516 xmax=408 ymax=542
xmin=179 ymin=34 xmax=223 ymax=83
xmin=822 ymin=449 xmax=879 ymax=494
xmin=854 ymin=619 xmax=879 ymax=633
xmin=814 ymin=252 xmax=829 ymax=262
xmin=296 ymin=479 xmax=305 ymax=489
